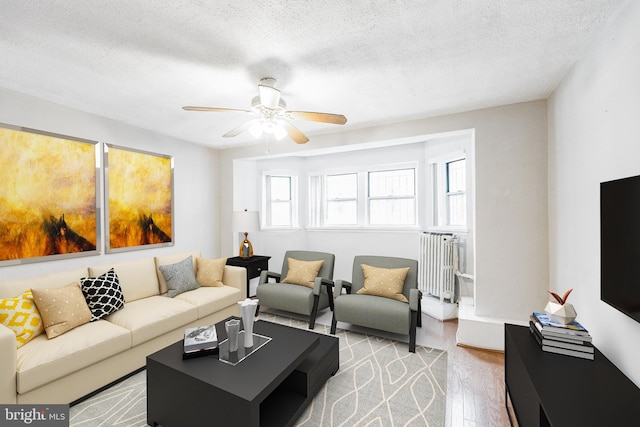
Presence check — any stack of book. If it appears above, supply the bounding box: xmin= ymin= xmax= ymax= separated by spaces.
xmin=529 ymin=311 xmax=594 ymax=360
xmin=183 ymin=324 xmax=218 ymax=359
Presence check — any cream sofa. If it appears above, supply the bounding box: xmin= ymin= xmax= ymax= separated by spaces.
xmin=0 ymin=250 xmax=246 ymax=404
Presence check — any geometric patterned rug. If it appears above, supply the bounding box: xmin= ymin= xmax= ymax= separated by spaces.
xmin=70 ymin=313 xmax=447 ymax=427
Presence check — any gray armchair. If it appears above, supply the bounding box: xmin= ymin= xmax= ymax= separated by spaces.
xmin=256 ymin=250 xmax=335 ymax=329
xmin=330 ymin=255 xmax=422 ymax=352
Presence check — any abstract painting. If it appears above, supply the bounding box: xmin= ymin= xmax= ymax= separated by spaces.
xmin=105 ymin=144 xmax=173 ymax=252
xmin=0 ymin=123 xmax=99 ymax=265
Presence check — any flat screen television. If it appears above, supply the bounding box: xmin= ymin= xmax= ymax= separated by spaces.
xmin=601 ymin=174 xmax=640 ymax=323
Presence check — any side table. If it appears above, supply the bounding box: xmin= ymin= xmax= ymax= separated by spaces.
xmin=226 ymin=255 xmax=270 ymax=298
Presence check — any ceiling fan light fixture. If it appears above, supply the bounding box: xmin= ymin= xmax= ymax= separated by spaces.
xmin=273 ymin=122 xmax=287 ymax=140
xmin=258 ymin=81 xmax=280 ymax=110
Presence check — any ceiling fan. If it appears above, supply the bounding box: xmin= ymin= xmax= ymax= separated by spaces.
xmin=183 ymin=78 xmax=347 ymax=144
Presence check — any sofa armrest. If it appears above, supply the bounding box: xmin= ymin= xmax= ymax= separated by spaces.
xmin=222 ymin=265 xmax=247 ymax=299
xmin=0 ymin=324 xmax=17 ymax=403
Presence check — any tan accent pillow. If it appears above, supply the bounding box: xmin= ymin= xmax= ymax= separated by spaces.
xmin=281 ymin=258 xmax=324 ymax=288
xmin=356 ymin=264 xmax=410 ymax=303
xmin=32 ymin=282 xmax=92 ymax=338
xmin=196 ymin=257 xmax=227 ymax=287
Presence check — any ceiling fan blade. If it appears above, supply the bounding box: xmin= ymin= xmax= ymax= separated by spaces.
xmin=183 ymin=106 xmax=252 ymax=114
xmin=258 ymin=84 xmax=281 ymax=109
xmin=282 ymin=122 xmax=309 ymax=144
xmin=223 ymin=120 xmax=258 ymax=138
xmin=288 ymin=111 xmax=347 ymax=125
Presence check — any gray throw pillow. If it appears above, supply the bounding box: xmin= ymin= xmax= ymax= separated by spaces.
xmin=158 ymin=256 xmax=200 ymax=297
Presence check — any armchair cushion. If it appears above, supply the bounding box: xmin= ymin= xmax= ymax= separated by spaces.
xmin=281 ymin=258 xmax=324 ymax=288
xmin=356 ymin=264 xmax=410 ymax=303
xmin=195 ymin=257 xmax=226 ymax=287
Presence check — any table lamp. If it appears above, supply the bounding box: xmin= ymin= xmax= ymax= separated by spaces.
xmin=232 ymin=209 xmax=260 ymax=258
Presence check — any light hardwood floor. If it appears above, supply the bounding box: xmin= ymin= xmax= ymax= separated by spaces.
xmin=290 ymin=308 xmax=512 ymax=427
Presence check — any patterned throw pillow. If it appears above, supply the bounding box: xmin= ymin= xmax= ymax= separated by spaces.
xmin=356 ymin=264 xmax=410 ymax=303
xmin=281 ymin=258 xmax=324 ymax=288
xmin=32 ymin=282 xmax=92 ymax=339
xmin=159 ymin=256 xmax=200 ymax=297
xmin=196 ymin=257 xmax=227 ymax=287
xmin=80 ymin=268 xmax=125 ymax=321
xmin=0 ymin=289 xmax=44 ymax=348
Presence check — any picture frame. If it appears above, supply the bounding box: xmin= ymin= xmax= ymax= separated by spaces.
xmin=104 ymin=144 xmax=174 ymax=253
xmin=0 ymin=123 xmax=100 ymax=266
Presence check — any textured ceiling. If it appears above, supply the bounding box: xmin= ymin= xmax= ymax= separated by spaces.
xmin=0 ymin=1 xmax=623 ymax=148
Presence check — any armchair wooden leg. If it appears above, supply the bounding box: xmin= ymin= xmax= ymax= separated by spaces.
xmin=409 ymin=310 xmax=418 ymax=353
xmin=255 ymin=304 xmax=260 ymax=317
xmin=327 ymin=286 xmax=335 ymax=311
xmin=330 ymin=312 xmax=338 ymax=334
xmin=309 ymin=295 xmax=320 ymax=329
xmin=417 ymin=298 xmax=422 ymax=328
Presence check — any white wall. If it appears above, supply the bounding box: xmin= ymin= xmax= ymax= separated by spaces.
xmin=0 ymin=88 xmax=220 ymax=280
xmin=548 ymin=0 xmax=640 ymax=386
xmin=219 ymin=99 xmax=549 ymax=340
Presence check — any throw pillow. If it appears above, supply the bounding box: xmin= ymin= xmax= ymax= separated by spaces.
xmin=281 ymin=258 xmax=324 ymax=288
xmin=80 ymin=268 xmax=125 ymax=321
xmin=0 ymin=289 xmax=44 ymax=348
xmin=196 ymin=257 xmax=227 ymax=287
xmin=32 ymin=282 xmax=92 ymax=339
xmin=159 ymin=256 xmax=200 ymax=297
xmin=356 ymin=264 xmax=410 ymax=303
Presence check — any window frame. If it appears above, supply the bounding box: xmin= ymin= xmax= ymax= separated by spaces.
xmin=308 ymin=162 xmax=419 ymax=230
xmin=430 ymin=151 xmax=467 ymax=231
xmin=261 ymin=172 xmax=299 ymax=229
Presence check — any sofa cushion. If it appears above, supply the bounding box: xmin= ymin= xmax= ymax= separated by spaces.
xmin=195 ymin=257 xmax=227 ymax=287
xmin=155 ymin=250 xmax=201 ymax=294
xmin=90 ymin=258 xmax=160 ymax=303
xmin=16 ymin=320 xmax=131 ymax=394
xmin=0 ymin=268 xmax=89 ymax=299
xmin=32 ymin=282 xmax=93 ymax=338
xmin=105 ymin=296 xmax=198 ymax=346
xmin=281 ymin=258 xmax=324 ymax=288
xmin=159 ymin=256 xmax=200 ymax=297
xmin=175 ymin=286 xmax=243 ymax=319
xmin=0 ymin=289 xmax=44 ymax=348
xmin=80 ymin=268 xmax=125 ymax=321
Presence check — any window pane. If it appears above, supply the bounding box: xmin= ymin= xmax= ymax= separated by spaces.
xmin=369 ymin=199 xmax=415 ymax=225
xmin=270 ymin=202 xmax=291 ymax=226
xmin=369 ymin=169 xmax=415 ymax=197
xmin=326 ymin=200 xmax=357 ymax=225
xmin=448 ymin=193 xmax=466 ymax=226
xmin=270 ymin=176 xmax=291 ymax=201
xmin=326 ymin=174 xmax=357 ymax=199
xmin=447 ymin=160 xmax=465 ymax=192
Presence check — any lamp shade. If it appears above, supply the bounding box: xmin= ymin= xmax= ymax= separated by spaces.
xmin=232 ymin=210 xmax=260 ymax=232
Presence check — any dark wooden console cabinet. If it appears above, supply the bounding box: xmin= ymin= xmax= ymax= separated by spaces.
xmin=226 ymin=255 xmax=270 ymax=298
xmin=505 ymin=324 xmax=640 ymax=427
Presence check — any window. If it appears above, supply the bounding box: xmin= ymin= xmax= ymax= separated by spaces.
xmin=325 ymin=173 xmax=358 ymax=225
xmin=446 ymin=159 xmax=466 ymax=226
xmin=262 ymin=174 xmax=297 ymax=228
xmin=309 ymin=165 xmax=417 ymax=228
xmin=432 ymin=153 xmax=466 ymax=229
xmin=368 ymin=168 xmax=416 ymax=225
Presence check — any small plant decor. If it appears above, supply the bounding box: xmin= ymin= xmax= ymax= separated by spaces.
xmin=545 ymin=288 xmax=577 ymax=324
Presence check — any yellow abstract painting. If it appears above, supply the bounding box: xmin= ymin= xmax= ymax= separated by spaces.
xmin=0 ymin=125 xmax=98 ymax=263
xmin=106 ymin=145 xmax=173 ymax=251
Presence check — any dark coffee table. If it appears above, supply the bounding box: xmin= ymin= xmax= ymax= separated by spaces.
xmin=146 ymin=318 xmax=339 ymax=427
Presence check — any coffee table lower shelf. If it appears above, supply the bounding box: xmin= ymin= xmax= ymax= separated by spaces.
xmin=147 ymin=320 xmax=339 ymax=427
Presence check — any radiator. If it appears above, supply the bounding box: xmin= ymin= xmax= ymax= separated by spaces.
xmin=418 ymin=232 xmax=458 ymax=303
